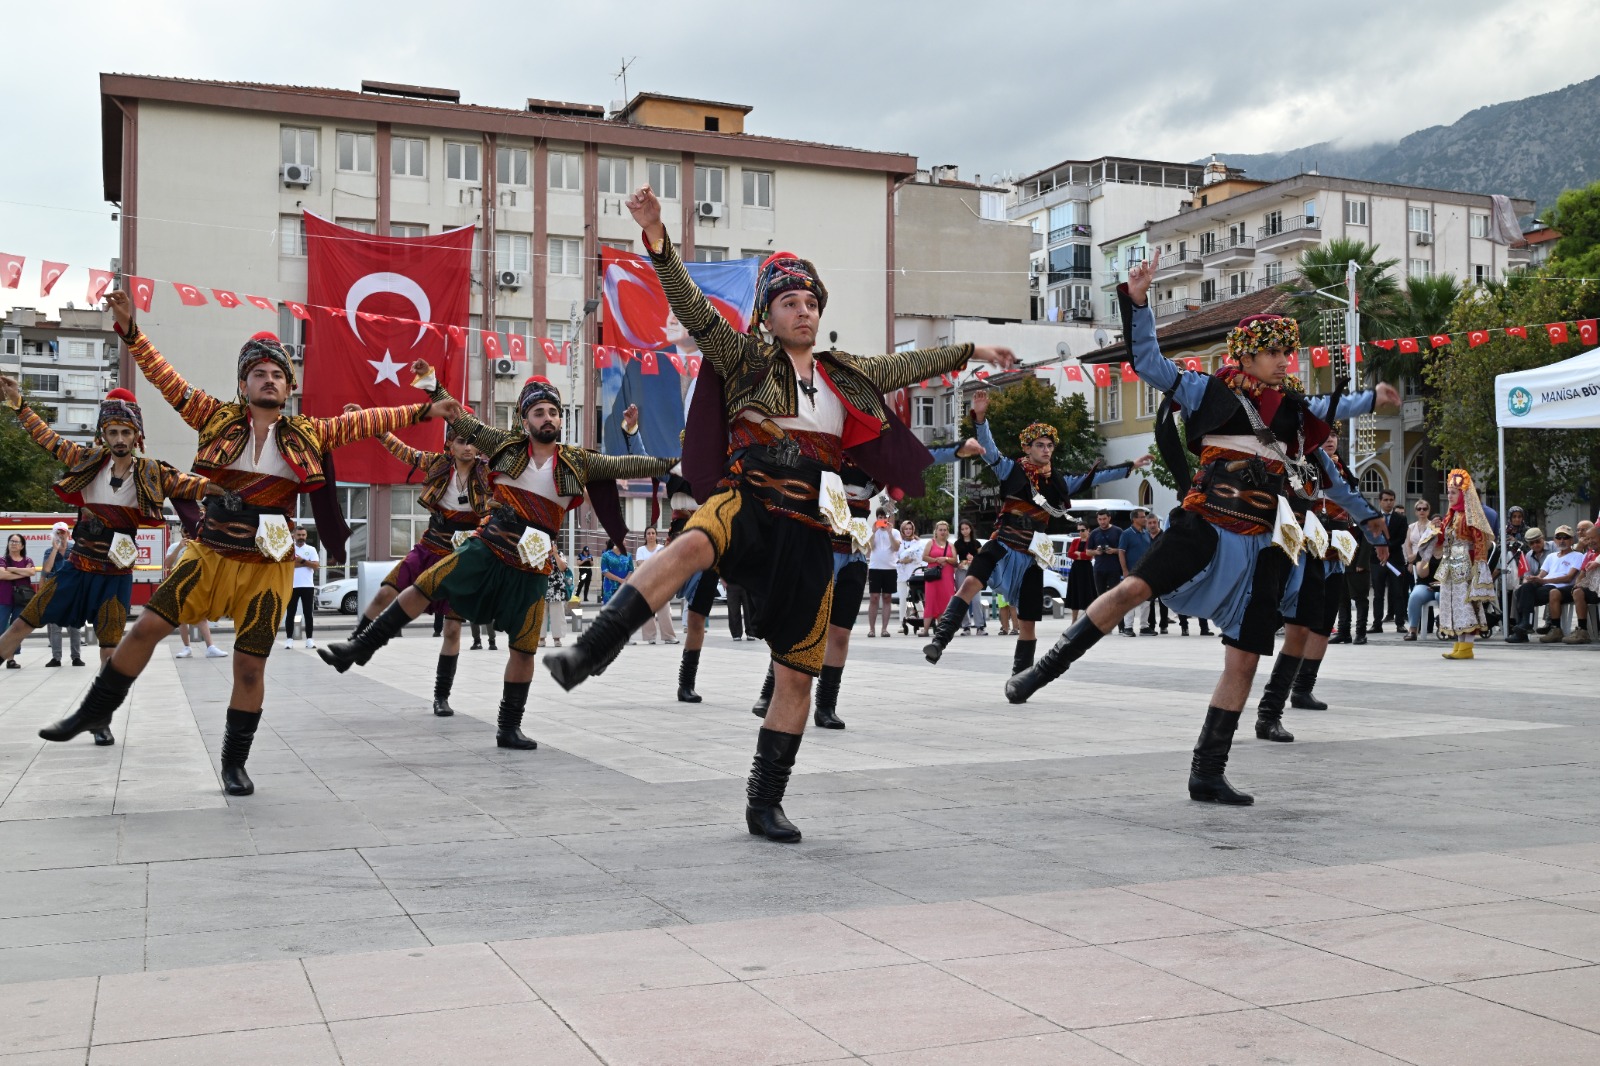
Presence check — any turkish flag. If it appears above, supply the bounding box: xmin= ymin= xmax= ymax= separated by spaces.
xmin=1346 ymin=344 xmax=1363 ymax=363
xmin=173 ymin=282 xmax=208 ymax=307
xmin=1371 ymin=339 xmax=1396 ymax=350
xmin=1546 ymin=322 xmax=1569 ymax=345
xmin=538 ymin=338 xmax=561 ymax=365
xmin=1578 ymin=319 xmax=1599 ymax=345
xmin=1182 ymin=358 xmax=1202 ymax=372
xmin=507 ymin=335 xmax=527 ymax=362
xmin=127 ymin=276 xmax=155 ymax=312
xmin=1092 ymin=364 xmax=1111 ymax=387
xmin=86 ymin=269 xmax=114 ymax=305
xmin=1286 ymin=352 xmax=1301 ymax=374
xmin=303 ymin=212 xmax=473 ymax=483
xmin=1397 ymin=337 xmax=1420 ymax=353
xmin=1120 ymin=362 xmax=1136 ymax=382
xmin=212 ymin=289 xmax=241 ymax=308
xmin=1311 ymin=346 xmax=1330 ymax=368
xmin=639 ymin=351 xmax=660 ymax=375
xmin=284 ymin=300 xmax=309 ymax=320
xmin=1468 ymin=330 xmax=1490 ymax=348
xmin=246 ymin=294 xmax=276 ymax=312
xmin=553 ymin=342 xmax=571 ymax=367
xmin=483 ymin=333 xmax=503 ymax=362
xmin=666 ymin=353 xmax=685 ymax=374
xmin=1430 ymin=334 xmax=1451 ymax=349
xmin=0 ymin=253 xmax=23 ymax=288
xmin=40 ymin=261 xmax=67 ymax=297
xmin=974 ymin=369 xmax=990 ymax=380
xmin=593 ymin=345 xmax=613 ymax=368
xmin=684 ymin=353 xmax=702 ymax=378
xmin=1065 ymin=365 xmax=1084 ymax=382
xmin=1506 ymin=326 xmax=1527 ymax=339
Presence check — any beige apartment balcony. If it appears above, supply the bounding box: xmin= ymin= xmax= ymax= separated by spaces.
xmin=1202 ymin=233 xmax=1255 ymax=268
xmin=1153 ymin=252 xmax=1204 ymax=281
xmin=1257 ymin=214 xmax=1322 ymax=253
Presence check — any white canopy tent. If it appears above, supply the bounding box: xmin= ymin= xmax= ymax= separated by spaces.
xmin=1493 ymin=346 xmax=1600 ymax=620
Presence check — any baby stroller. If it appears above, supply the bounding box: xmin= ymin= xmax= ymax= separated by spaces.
xmin=901 ymin=567 xmax=928 ymax=635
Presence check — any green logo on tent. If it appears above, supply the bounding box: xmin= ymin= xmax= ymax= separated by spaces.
xmin=1507 ymin=387 xmax=1533 ymax=417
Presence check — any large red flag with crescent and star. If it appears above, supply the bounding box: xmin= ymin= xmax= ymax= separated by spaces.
xmin=303 ymin=213 xmax=472 ymax=483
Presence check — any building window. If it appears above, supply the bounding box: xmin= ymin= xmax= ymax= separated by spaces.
xmin=280 ymin=127 xmax=316 ymax=167
xmin=391 ymin=223 xmax=427 ymax=239
xmin=495 ymin=233 xmax=531 ymax=274
xmin=1099 ymin=384 xmax=1121 ymax=423
xmin=279 ymin=215 xmax=307 ymax=257
xmin=1408 ymin=207 xmax=1432 ymax=233
xmin=1264 ymin=209 xmax=1283 ymax=236
xmin=1106 ymin=293 xmax=1118 ymax=319
xmin=913 ymin=395 xmax=935 ymax=428
xmin=548 ymin=237 xmax=582 ymax=276
xmin=22 ymin=372 xmax=59 ymax=393
xmin=1409 ymin=259 xmax=1432 ymax=279
xmin=548 ymin=151 xmax=581 ymax=191
xmin=392 ymin=137 xmax=426 ymax=178
xmin=1474 ymin=263 xmax=1495 ymax=286
xmin=598 ymin=157 xmax=630 ymax=194
xmin=1406 ymin=451 xmax=1427 ymax=499
xmin=496 ymin=147 xmax=530 ymax=186
xmin=1138 ymin=380 xmax=1160 ymax=418
xmin=1304 ymin=199 xmax=1318 ymax=223
xmin=335 ymin=218 xmax=375 ymax=234
xmin=1345 ymin=200 xmax=1368 ymax=225
xmin=1229 ymin=271 xmax=1251 ymax=296
xmin=1470 ymin=213 xmax=1489 ymax=239
xmin=276 ymin=307 xmax=307 ymax=347
xmin=694 ymin=165 xmax=726 ymax=205
xmin=467 ymin=313 xmax=482 ymax=358
xmin=742 ymin=169 xmax=773 ymax=208
xmin=1264 ymin=261 xmax=1284 ymax=286
xmin=940 ymin=392 xmax=956 ymax=427
xmin=67 ymin=341 xmax=94 ymax=359
xmin=1200 ymin=278 xmax=1216 ymax=302
xmin=446 ymin=141 xmax=480 ymax=182
xmin=1198 ymin=231 xmax=1216 ymax=255
xmin=336 ymin=131 xmax=373 ymax=174
xmin=693 ymin=247 xmax=727 ymax=263
xmin=600 ymin=239 xmax=633 ymax=254
xmin=546 ymin=321 xmax=571 ymax=344
xmin=1227 ymin=221 xmax=1247 ymax=245
xmin=1360 ymin=468 xmax=1387 ymax=497
xmin=648 ymin=161 xmax=679 ymax=200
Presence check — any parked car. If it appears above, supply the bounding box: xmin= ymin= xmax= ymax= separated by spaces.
xmin=316 ymin=577 xmax=360 ymax=614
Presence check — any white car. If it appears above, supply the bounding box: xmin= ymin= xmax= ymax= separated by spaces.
xmin=316 ymin=577 xmax=360 ymax=614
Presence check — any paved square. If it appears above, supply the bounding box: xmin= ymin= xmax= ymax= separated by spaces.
xmin=2 ymin=617 xmax=1598 ymax=1063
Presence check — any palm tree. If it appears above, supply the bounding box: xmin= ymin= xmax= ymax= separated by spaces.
xmin=1281 ymin=239 xmax=1403 ymax=388
xmin=1370 ymin=273 xmax=1463 ymax=387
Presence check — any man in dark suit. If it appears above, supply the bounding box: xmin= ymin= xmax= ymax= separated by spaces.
xmin=1370 ymin=488 xmax=1409 ymax=632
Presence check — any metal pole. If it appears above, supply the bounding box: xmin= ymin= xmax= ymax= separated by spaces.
xmin=566 ymin=300 xmax=581 ymax=563
xmin=1346 ymin=259 xmax=1360 ymax=460
xmin=1498 ymin=426 xmax=1510 ymax=633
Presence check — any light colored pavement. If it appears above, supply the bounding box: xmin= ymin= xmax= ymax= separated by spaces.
xmin=2 ymin=615 xmax=1598 ymax=1063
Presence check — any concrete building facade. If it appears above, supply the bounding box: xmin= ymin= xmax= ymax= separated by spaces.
xmin=0 ymin=307 xmax=119 ymax=446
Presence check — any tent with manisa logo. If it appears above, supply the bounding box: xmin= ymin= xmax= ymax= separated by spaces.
xmin=1493 ymin=346 xmax=1600 ymax=619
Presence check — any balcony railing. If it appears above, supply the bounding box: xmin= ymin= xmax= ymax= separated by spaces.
xmin=1202 ymin=233 xmax=1254 ymax=257
xmin=1256 ymin=270 xmax=1302 ymax=290
xmin=1258 ymin=214 xmax=1320 ymax=241
xmin=1154 ymin=253 xmax=1205 ymax=276
xmin=1048 ymin=222 xmax=1093 ymax=245
xmin=1046 ymin=267 xmax=1093 ymax=284
xmin=1153 ymin=299 xmax=1201 ymax=318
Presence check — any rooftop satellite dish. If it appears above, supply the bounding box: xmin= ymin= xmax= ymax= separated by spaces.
xmin=1093 ymin=328 xmax=1110 ymax=347
xmin=1055 ymin=342 xmax=1072 ymax=358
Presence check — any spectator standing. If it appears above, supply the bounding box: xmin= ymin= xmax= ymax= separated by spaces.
xmin=575 ymin=545 xmax=594 ymax=601
xmin=0 ymin=533 xmax=36 ymax=668
xmin=724 ymin=580 xmax=754 ymax=641
xmin=41 ymin=523 xmax=84 ymax=667
xmin=541 ymin=553 xmax=573 ymax=647
xmin=599 ymin=539 xmax=632 ymax=605
xmin=1117 ymin=509 xmax=1152 ymax=636
xmin=1145 ymin=513 xmax=1172 ymax=633
xmin=1064 ymin=521 xmax=1096 ymax=624
xmin=165 ymin=526 xmax=226 ymax=659
xmin=1371 ymin=489 xmax=1409 ymax=632
xmin=953 ymin=520 xmax=986 ymax=635
xmin=895 ymin=519 xmax=925 ymax=634
xmin=633 ymin=529 xmax=678 ymax=645
xmin=1086 ymin=510 xmax=1124 ymax=631
xmin=865 ymin=508 xmax=900 ymax=638
xmin=919 ymin=521 xmax=957 ymax=638
xmin=282 ymin=526 xmax=319 ymax=650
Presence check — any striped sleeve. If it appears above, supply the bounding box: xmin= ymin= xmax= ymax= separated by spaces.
xmin=156 ymin=462 xmax=212 ymax=502
xmin=645 ymin=232 xmax=754 ymax=381
xmin=580 ymin=450 xmax=676 ymax=482
xmin=445 ymin=407 xmax=520 ymax=459
xmin=381 ymin=432 xmax=435 ymax=468
xmin=15 ymin=404 xmax=85 ymax=466
xmin=123 ymin=327 xmax=222 ymax=429
xmin=849 ymin=344 xmax=973 ymax=394
xmin=312 ymin=403 xmax=431 ymax=449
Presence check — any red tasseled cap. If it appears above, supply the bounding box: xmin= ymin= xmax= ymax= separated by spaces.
xmin=250 ymin=330 xmax=280 ymax=343
xmin=105 ymin=388 xmax=138 ymax=403
xmin=525 ymin=375 xmax=550 ymax=386
xmin=761 ymin=250 xmax=799 ymax=269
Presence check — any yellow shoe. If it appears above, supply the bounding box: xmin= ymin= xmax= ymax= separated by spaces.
xmin=1441 ymin=642 xmax=1475 ymax=660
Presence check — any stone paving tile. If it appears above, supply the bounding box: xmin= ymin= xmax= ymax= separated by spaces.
xmin=93 ymin=959 xmax=319 ymax=1045
xmin=0 ymin=865 xmax=146 ymax=921
xmin=0 ymin=936 xmax=145 ymax=983
xmin=828 ymin=900 xmax=1080 ymax=961
xmin=1379 ymin=851 xmax=1600 ymax=897
xmin=304 ymin=941 xmax=535 ymax=1021
xmin=668 ymin=912 xmax=915 ymax=979
xmin=1454 ymin=965 xmax=1600 ymax=1033
xmin=1080 ymin=1008 xmax=1410 ymax=1065
xmin=1252 ymin=862 xmax=1519 ymax=911
xmin=1278 ymin=984 xmax=1600 ymax=1065
xmin=0 ymin=908 xmax=146 ymax=951
xmin=1416 ymin=899 xmax=1600 ymax=962
xmin=1272 ymin=911 xmax=1587 ymax=983
xmin=751 ymin=962 xmax=1058 ymax=1057
xmin=0 ymin=816 xmax=121 ymax=873
xmin=86 ymin=1022 xmax=342 ymax=1065
xmin=978 ymin=888 xmax=1239 ymax=944
xmin=143 ymin=915 xmax=429 ymax=972
xmin=494 ymin=927 xmax=733 ymax=999
xmin=1122 ymin=874 xmax=1383 ymax=927
xmin=0 ymin=975 xmax=97 ymax=1055
xmin=407 ymin=895 xmax=686 ymax=946
xmin=862 ymin=1032 xmax=1133 ymax=1065
xmin=328 ymin=1002 xmax=605 ymax=1066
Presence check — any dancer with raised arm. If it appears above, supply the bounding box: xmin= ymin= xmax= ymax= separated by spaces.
xmin=1004 ymin=257 xmax=1394 ymax=804
xmin=545 ymin=185 xmax=1016 ymax=842
xmin=317 ymin=375 xmax=674 ymax=752
xmin=37 ymin=292 xmax=456 ymax=793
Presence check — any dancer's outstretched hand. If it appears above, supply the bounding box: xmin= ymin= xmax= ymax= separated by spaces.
xmin=627 ymin=186 xmax=664 ymax=240
xmin=1128 ymin=253 xmax=1161 ymax=306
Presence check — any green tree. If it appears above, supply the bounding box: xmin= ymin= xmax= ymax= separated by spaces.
xmin=0 ymin=402 xmax=66 ymax=511
xmin=1144 ymin=413 xmax=1186 ymax=492
xmin=1424 ymin=274 xmax=1600 ymax=515
xmin=1547 ymin=180 xmax=1600 ymax=279
xmin=1282 ymin=239 xmax=1404 ymax=384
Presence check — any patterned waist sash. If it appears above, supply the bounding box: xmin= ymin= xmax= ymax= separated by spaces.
xmin=725 ymin=421 xmax=843 ymax=533
xmin=198 ymin=472 xmax=299 ymax=562
xmin=477 ymin=486 xmax=565 ymax=572
xmin=993 ymin=498 xmax=1051 ymax=550
xmin=419 ymin=509 xmax=480 ymax=554
xmin=69 ymin=504 xmax=143 ymax=574
xmin=1182 ymin=450 xmax=1292 ymax=535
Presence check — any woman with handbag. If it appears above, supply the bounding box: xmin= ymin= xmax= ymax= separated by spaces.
xmin=0 ymin=533 xmax=37 ymax=668
xmin=918 ymin=521 xmax=957 ymax=637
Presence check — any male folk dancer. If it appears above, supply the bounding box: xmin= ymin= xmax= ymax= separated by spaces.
xmin=1004 ymin=257 xmax=1393 ymax=804
xmin=1253 ymin=431 xmax=1382 ymax=742
xmin=318 ymin=376 xmax=674 ymax=751
xmin=545 ymin=186 xmax=1014 ymax=842
xmin=356 ymin=412 xmax=492 ymax=717
xmin=665 ymin=472 xmax=723 ymax=704
xmin=0 ymin=381 xmax=217 ymax=745
xmin=922 ymin=387 xmax=1146 ymax=679
xmin=38 ymin=293 xmax=455 ymax=794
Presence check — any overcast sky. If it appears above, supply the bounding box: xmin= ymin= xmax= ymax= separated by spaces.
xmin=3 ymin=0 xmax=1596 ymax=316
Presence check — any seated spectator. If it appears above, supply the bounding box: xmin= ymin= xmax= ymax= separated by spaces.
xmin=1536 ymin=526 xmax=1587 ymax=643
xmin=1506 ymin=528 xmax=1552 ymax=642
xmin=1570 ymin=521 xmax=1599 ymax=643
xmin=1506 ymin=506 xmax=1529 ymax=549
xmin=1404 ymin=511 xmax=1443 ymax=641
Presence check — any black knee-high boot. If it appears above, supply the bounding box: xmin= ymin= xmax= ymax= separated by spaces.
xmin=813 ymin=664 xmax=845 ymax=729
xmin=1254 ymin=654 xmax=1298 ymax=742
xmin=545 ymin=585 xmax=653 ymax=691
xmin=1189 ymin=706 xmax=1253 ymax=805
xmin=318 ymin=601 xmax=410 ymax=673
xmin=496 ymin=681 xmax=536 ymax=750
xmin=1012 ymin=639 xmax=1037 ymax=677
xmin=751 ymin=664 xmax=775 ymax=718
xmin=746 ymin=727 xmax=803 ymax=842
xmin=1354 ymin=599 xmax=1369 ymax=644
xmin=922 ymin=595 xmax=973 ymax=663
xmin=40 ymin=662 xmax=135 ymax=742
xmin=352 ymin=614 xmax=372 ymax=639
xmin=1005 ymin=617 xmax=1105 ymax=704
xmin=1290 ymin=657 xmax=1328 ymax=710
xmin=220 ymin=708 xmax=262 ymax=796
xmin=678 ymin=649 xmax=703 ymax=703
xmin=432 ymin=654 xmax=458 ymax=717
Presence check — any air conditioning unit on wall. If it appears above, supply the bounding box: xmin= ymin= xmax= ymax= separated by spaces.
xmin=498 ymin=270 xmax=525 ymax=290
xmin=493 ymin=357 xmax=517 ymax=376
xmin=698 ymin=201 xmax=723 ymax=220
xmin=1415 ymin=232 xmax=1433 ymax=246
xmin=281 ymin=163 xmax=313 ymax=187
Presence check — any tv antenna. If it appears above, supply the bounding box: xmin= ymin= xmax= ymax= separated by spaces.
xmin=613 ymin=57 xmax=637 ymax=103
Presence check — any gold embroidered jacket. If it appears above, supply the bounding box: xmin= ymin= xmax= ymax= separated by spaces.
xmin=13 ymin=403 xmax=210 ymax=521
xmin=380 ymin=433 xmax=493 ymax=518
xmin=646 ymin=233 xmax=972 ymax=428
xmin=444 ymin=408 xmax=676 ymax=494
xmin=123 ymin=325 xmax=432 ymax=487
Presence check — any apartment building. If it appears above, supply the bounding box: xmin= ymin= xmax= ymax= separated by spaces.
xmin=100 ymin=75 xmax=915 ymax=561
xmin=0 ymin=307 xmax=118 ymax=445
xmin=1009 ymin=157 xmax=1227 ymax=329
xmin=1145 ymin=171 xmax=1537 ymax=326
